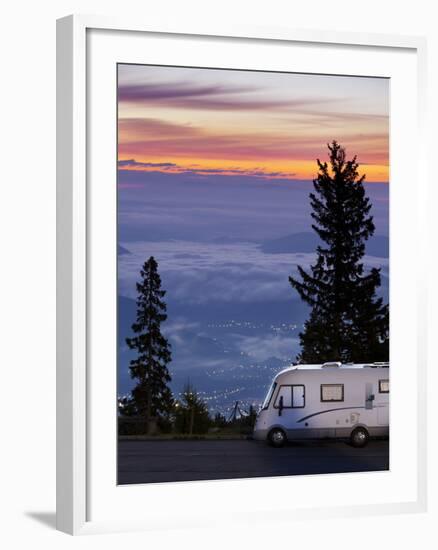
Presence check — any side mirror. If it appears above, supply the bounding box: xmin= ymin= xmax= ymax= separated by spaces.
xmin=278 ymin=396 xmax=284 ymax=416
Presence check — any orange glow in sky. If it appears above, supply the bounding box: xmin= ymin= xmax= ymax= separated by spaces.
xmin=118 ymin=65 xmax=389 ymax=183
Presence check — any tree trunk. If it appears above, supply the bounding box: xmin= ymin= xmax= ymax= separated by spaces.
xmin=145 ymin=386 xmax=152 ymax=435
xmin=189 ymin=406 xmax=195 ymax=436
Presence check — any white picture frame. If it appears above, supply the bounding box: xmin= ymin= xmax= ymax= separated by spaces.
xmin=56 ymin=14 xmax=428 ymax=535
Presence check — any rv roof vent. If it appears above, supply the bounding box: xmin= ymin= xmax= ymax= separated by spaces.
xmin=322 ymin=361 xmax=341 ymax=368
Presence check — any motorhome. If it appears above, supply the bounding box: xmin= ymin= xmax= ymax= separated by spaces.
xmin=253 ymin=362 xmax=389 ymax=447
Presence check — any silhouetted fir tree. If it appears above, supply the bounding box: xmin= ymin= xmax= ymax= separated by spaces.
xmin=289 ymin=141 xmax=389 ymax=363
xmin=126 ymin=256 xmax=172 ymax=432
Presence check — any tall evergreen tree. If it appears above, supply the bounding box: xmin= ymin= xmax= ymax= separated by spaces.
xmin=289 ymin=141 xmax=389 ymax=363
xmin=126 ymin=256 xmax=173 ymax=432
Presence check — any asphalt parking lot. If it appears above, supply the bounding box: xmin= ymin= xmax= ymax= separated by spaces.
xmin=118 ymin=438 xmax=389 ymax=484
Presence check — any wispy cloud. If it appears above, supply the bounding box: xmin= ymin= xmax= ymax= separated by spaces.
xmin=118 ymin=82 xmax=254 ymax=101
xmin=118 ymin=117 xmax=389 ymax=168
xmin=118 ymin=159 xmax=177 ymax=169
xmin=117 ymin=159 xmax=294 ymax=179
xmin=119 ymin=117 xmax=198 ymax=137
xmin=118 ymin=81 xmax=340 ymax=112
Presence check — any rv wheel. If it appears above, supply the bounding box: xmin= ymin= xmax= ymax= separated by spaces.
xmin=268 ymin=428 xmax=287 ymax=448
xmin=350 ymin=427 xmax=369 ymax=448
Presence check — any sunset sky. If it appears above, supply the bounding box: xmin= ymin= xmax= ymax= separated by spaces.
xmin=118 ymin=64 xmax=389 ymax=182
xmin=117 ymin=64 xmax=389 ymax=409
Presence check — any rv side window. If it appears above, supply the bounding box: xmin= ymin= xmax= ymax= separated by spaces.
xmin=274 ymin=385 xmax=305 ymax=408
xmin=292 ymin=385 xmax=305 ymax=408
xmin=379 ymin=379 xmax=389 ymax=393
xmin=321 ymin=384 xmax=344 ymax=402
xmin=274 ymin=386 xmax=292 ymax=408
xmin=262 ymin=382 xmax=277 ymax=410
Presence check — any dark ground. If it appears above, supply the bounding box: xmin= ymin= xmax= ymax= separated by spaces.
xmin=118 ymin=439 xmax=389 ymax=484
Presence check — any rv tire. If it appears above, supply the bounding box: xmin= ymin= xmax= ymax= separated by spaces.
xmin=268 ymin=428 xmax=287 ymax=448
xmin=350 ymin=427 xmax=369 ymax=448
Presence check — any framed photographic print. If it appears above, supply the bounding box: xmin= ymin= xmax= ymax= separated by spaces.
xmin=57 ymin=15 xmax=427 ymax=535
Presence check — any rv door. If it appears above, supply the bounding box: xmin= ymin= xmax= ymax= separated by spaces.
xmin=377 ymin=379 xmax=389 ymax=425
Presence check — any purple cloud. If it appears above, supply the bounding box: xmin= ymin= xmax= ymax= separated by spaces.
xmin=118 ymin=82 xmax=254 ymax=101
xmin=118 ymin=159 xmax=177 ymax=169
xmin=118 ymin=158 xmax=295 ymax=179
xmin=118 ymin=81 xmax=342 ymax=112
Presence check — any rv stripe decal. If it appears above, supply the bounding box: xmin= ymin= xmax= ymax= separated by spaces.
xmin=297 ymin=406 xmax=366 ymax=423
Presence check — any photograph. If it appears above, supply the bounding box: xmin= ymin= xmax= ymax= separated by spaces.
xmin=116 ymin=63 xmax=390 ymax=485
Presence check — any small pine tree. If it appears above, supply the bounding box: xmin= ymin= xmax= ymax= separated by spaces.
xmin=213 ymin=412 xmax=227 ymax=428
xmin=289 ymin=141 xmax=389 ymax=363
xmin=126 ymin=256 xmax=173 ymax=433
xmin=174 ymin=383 xmax=210 ymax=435
xmin=246 ymin=404 xmax=258 ymax=429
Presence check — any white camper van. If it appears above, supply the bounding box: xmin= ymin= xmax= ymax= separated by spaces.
xmin=253 ymin=362 xmax=389 ymax=448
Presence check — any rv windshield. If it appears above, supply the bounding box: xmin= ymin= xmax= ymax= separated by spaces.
xmin=262 ymin=382 xmax=277 ymax=410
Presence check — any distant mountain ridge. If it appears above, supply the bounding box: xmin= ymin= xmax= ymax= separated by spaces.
xmin=118 ymin=244 xmax=131 ymax=255
xmin=260 ymin=232 xmax=389 ymax=258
